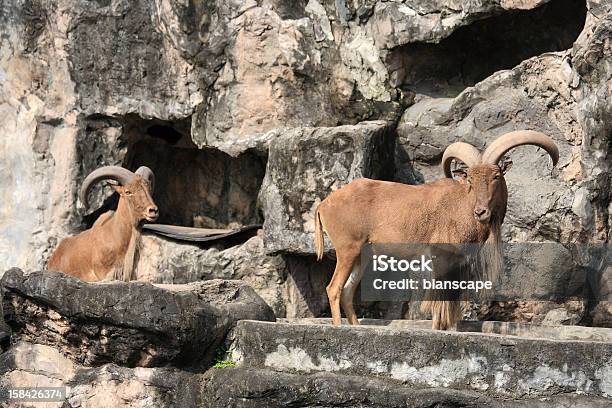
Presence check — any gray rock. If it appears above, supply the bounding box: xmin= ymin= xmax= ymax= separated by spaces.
xmin=234 ymin=320 xmax=612 ymax=399
xmin=393 ymin=2 xmax=611 ymax=324
xmin=0 ymin=341 xmax=203 ymax=408
xmin=66 ymin=0 xmax=204 ymax=120
xmin=394 ymin=2 xmax=609 ymax=247
xmin=135 ymin=233 xmax=337 ymax=319
xmin=366 ymin=0 xmax=552 ymax=49
xmin=592 ymin=302 xmax=612 ymax=328
xmin=1 ymin=269 xmax=274 ymax=369
xmin=134 ymin=232 xmax=408 ymax=320
xmin=259 ymin=121 xmax=396 ymax=255
xmin=0 ymin=0 xmax=605 ymax=281
xmin=572 ymin=1 xmax=612 ymax=244
xmin=202 ymin=367 xmax=612 ymax=408
xmin=135 ymin=234 xmax=289 ymax=317
xmin=3 ymin=341 xmax=609 ymax=407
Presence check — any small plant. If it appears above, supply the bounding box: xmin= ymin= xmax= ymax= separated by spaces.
xmin=213 ymin=359 xmax=236 ymax=369
xmin=213 ymin=347 xmax=236 ymax=369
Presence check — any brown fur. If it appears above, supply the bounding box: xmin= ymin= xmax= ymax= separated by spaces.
xmin=314 ymin=164 xmax=508 ymax=329
xmin=48 ymin=176 xmax=158 ymax=282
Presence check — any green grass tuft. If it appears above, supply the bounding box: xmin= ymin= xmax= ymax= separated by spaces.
xmin=213 ymin=346 xmax=236 ymax=369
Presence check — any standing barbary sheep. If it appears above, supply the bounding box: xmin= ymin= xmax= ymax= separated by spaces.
xmin=48 ymin=166 xmax=158 ymax=282
xmin=314 ymin=131 xmax=559 ymax=330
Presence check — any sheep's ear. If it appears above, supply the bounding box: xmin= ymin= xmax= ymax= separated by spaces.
xmin=500 ymin=159 xmax=513 ymax=174
xmin=452 ymin=169 xmax=468 ymax=180
xmin=111 ymin=184 xmax=125 ymax=194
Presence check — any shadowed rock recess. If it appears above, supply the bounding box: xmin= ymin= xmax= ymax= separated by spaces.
xmin=0 ymin=0 xmax=611 ymax=406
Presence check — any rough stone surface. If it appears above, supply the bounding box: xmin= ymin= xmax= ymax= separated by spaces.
xmin=0 ymin=0 xmax=611 ymax=405
xmin=259 ymin=121 xmax=396 ymax=255
xmin=1 ymin=269 xmax=274 ymax=369
xmin=202 ymin=367 xmax=611 ymax=408
xmin=234 ymin=320 xmax=612 ymax=399
xmin=2 ymin=342 xmax=609 ymax=408
xmin=2 ymin=0 xmax=592 ymax=274
xmin=135 ymin=233 xmax=339 ymax=319
xmin=0 ymin=342 xmax=203 ymax=408
xmin=135 ymin=233 xmax=289 ymax=316
xmin=134 ymin=232 xmax=419 ymax=320
xmin=393 ymin=1 xmax=611 ymax=325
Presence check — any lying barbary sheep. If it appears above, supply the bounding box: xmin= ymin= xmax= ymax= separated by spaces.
xmin=48 ymin=166 xmax=158 ymax=282
xmin=314 ymin=131 xmax=559 ymax=330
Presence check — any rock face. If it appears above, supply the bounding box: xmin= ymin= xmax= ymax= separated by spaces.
xmin=1 ymin=269 xmax=274 ymax=369
xmin=2 ymin=0 xmax=602 ymax=274
xmin=394 ymin=1 xmax=611 ymax=324
xmin=259 ymin=121 xmax=396 ymax=255
xmin=0 ymin=342 xmax=204 ymax=408
xmin=0 ymin=0 xmax=607 ymax=325
xmin=135 ymin=233 xmax=337 ymax=319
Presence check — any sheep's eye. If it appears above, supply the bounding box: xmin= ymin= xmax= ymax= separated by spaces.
xmin=493 ymin=175 xmax=500 ymax=180
xmin=125 ymin=190 xmax=133 ymax=196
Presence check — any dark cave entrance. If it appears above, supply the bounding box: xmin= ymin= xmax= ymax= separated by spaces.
xmin=79 ymin=115 xmax=266 ymax=230
xmin=388 ymin=0 xmax=587 ymax=98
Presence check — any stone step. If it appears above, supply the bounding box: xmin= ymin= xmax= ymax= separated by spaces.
xmin=203 ymin=367 xmax=612 ymax=408
xmin=233 ymin=319 xmax=612 ymax=400
xmin=279 ymin=317 xmax=612 ymax=342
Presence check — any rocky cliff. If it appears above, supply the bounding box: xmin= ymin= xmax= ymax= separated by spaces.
xmin=1 ymin=0 xmax=608 ymax=323
xmin=1 ymin=0 xmax=611 ymax=406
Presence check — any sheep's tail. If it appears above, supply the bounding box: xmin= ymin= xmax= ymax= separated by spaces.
xmin=314 ymin=206 xmax=325 ymax=261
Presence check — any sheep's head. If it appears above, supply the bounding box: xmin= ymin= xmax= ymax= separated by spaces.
xmin=80 ymin=166 xmax=159 ymax=224
xmin=442 ymin=131 xmax=559 ymax=223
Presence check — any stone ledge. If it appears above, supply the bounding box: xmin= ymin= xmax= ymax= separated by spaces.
xmin=1 ymin=269 xmax=275 ymax=369
xmin=278 ymin=318 xmax=612 ymax=342
xmin=203 ymin=367 xmax=611 ymax=408
xmin=234 ymin=320 xmax=612 ymax=399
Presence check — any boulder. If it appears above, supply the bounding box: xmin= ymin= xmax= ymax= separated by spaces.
xmin=1 ymin=269 xmax=274 ymax=369
xmin=3 ymin=341 xmax=609 ymax=408
xmin=592 ymin=302 xmax=612 ymax=328
xmin=135 ymin=233 xmax=335 ymax=319
xmin=135 ymin=234 xmax=288 ymax=316
xmin=258 ymin=121 xmax=396 ymax=255
xmin=0 ymin=342 xmax=203 ymax=408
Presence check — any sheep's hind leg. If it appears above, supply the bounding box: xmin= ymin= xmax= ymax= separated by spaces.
xmin=341 ymin=260 xmax=363 ymax=325
xmin=326 ymin=247 xmax=361 ymax=325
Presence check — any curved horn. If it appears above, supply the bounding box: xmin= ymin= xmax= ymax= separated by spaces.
xmin=79 ymin=166 xmax=135 ymax=209
xmin=135 ymin=166 xmax=155 ymax=193
xmin=441 ymin=142 xmax=482 ymax=178
xmin=481 ymin=130 xmax=559 ymax=166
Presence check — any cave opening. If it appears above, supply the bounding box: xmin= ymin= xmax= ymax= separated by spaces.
xmin=79 ymin=115 xmax=266 ymax=231
xmin=388 ymin=0 xmax=587 ymax=98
